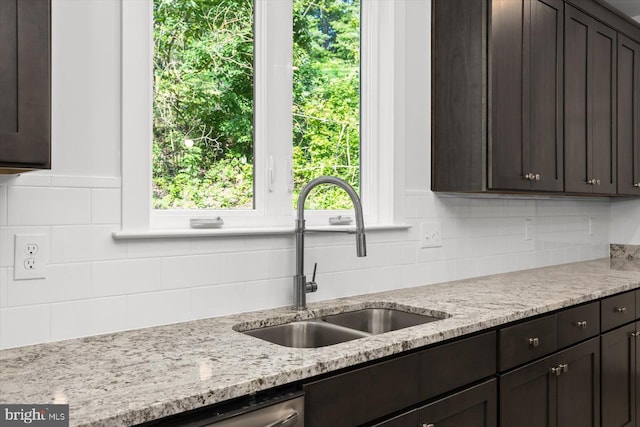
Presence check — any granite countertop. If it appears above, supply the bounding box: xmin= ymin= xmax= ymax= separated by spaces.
xmin=2 ymin=258 xmax=640 ymax=426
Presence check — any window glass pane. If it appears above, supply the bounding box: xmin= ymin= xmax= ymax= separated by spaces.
xmin=153 ymin=0 xmax=254 ymax=210
xmin=293 ymin=0 xmax=361 ymax=209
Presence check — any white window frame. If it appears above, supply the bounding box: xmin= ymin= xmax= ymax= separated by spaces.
xmin=120 ymin=0 xmax=396 ymax=233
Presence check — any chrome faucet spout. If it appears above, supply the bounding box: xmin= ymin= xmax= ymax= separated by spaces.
xmin=293 ymin=176 xmax=367 ymax=310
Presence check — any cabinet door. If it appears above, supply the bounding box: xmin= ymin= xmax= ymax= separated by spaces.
xmin=556 ymin=338 xmax=600 ymax=427
xmin=590 ymin=20 xmax=617 ymax=194
xmin=527 ymin=0 xmax=564 ymax=192
xmin=417 ymin=380 xmax=497 ymax=427
xmin=371 ymin=410 xmax=417 ymax=427
xmin=564 ymin=5 xmax=616 ymax=194
xmin=601 ymin=323 xmax=636 ymax=427
xmin=617 ymin=35 xmax=640 ymax=195
xmin=0 ymin=0 xmax=51 ymax=170
xmin=491 ymin=0 xmax=563 ymax=192
xmin=500 ymin=354 xmax=557 ymax=427
xmin=491 ymin=0 xmax=528 ymax=191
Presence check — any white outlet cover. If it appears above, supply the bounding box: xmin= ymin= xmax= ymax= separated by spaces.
xmin=14 ymin=234 xmax=49 ymax=280
xmin=420 ymin=221 xmax=442 ymax=248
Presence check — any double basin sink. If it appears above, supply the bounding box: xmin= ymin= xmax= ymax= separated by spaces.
xmin=241 ymin=307 xmax=448 ymax=348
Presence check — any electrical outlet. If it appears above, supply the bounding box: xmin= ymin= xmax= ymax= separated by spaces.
xmin=524 ymin=218 xmax=534 ymax=241
xmin=14 ymin=234 xmax=48 ymax=280
xmin=420 ymin=221 xmax=442 ymax=248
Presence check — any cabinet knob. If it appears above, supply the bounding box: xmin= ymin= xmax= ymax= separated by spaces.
xmin=616 ymin=307 xmax=627 ymax=313
xmin=524 ymin=173 xmax=534 ymax=180
xmin=576 ymin=321 xmax=587 ymax=328
xmin=560 ymin=363 xmax=569 ymax=373
xmin=551 ymin=366 xmax=562 ymax=376
xmin=423 ymin=424 xmax=435 ymax=427
xmin=596 ymin=179 xmax=601 ymax=185
xmin=529 ymin=337 xmax=540 ymax=348
xmin=634 ymin=183 xmax=640 ymax=188
xmin=535 ymin=173 xmax=540 ymax=181
xmin=629 ymin=332 xmax=640 ymax=338
xmin=587 ymin=178 xmax=597 ymax=185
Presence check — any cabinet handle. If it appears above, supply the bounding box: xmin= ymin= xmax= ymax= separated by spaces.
xmin=596 ymin=179 xmax=601 ymax=185
xmin=529 ymin=337 xmax=540 ymax=348
xmin=616 ymin=307 xmax=627 ymax=313
xmin=534 ymin=173 xmax=540 ymax=181
xmin=423 ymin=424 xmax=435 ymax=427
xmin=630 ymin=332 xmax=640 ymax=338
xmin=551 ymin=366 xmax=562 ymax=376
xmin=560 ymin=363 xmax=569 ymax=373
xmin=576 ymin=321 xmax=587 ymax=328
xmin=634 ymin=183 xmax=640 ymax=188
xmin=587 ymin=178 xmax=597 ymax=185
xmin=524 ymin=173 xmax=534 ymax=180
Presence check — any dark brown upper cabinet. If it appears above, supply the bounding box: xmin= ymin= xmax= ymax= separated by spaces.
xmin=617 ymin=35 xmax=640 ymax=195
xmin=491 ymin=0 xmax=564 ymax=192
xmin=0 ymin=0 xmax=51 ymax=173
xmin=564 ymin=4 xmax=617 ymax=195
xmin=433 ymin=0 xmax=564 ymax=193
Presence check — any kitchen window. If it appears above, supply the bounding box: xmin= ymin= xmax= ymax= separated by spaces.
xmin=120 ymin=0 xmax=396 ymax=233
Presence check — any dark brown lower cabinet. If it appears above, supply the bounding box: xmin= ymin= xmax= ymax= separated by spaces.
xmin=601 ymin=322 xmax=636 ymax=427
xmin=417 ymin=380 xmax=497 ymax=427
xmin=500 ymin=338 xmax=600 ymax=427
xmin=372 ymin=380 xmax=497 ymax=427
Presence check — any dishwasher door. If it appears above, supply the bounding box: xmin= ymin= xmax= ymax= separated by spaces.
xmin=204 ymin=395 xmax=304 ymax=427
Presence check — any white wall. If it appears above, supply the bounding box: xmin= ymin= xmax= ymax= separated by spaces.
xmin=0 ymin=0 xmax=610 ymax=349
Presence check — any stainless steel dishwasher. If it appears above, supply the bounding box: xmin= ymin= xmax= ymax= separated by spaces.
xmin=141 ymin=390 xmax=304 ymax=427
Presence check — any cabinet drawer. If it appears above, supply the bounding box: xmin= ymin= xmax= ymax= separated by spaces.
xmin=303 ymin=353 xmax=419 ymax=427
xmin=418 ymin=331 xmax=496 ymax=401
xmin=601 ymin=291 xmax=636 ymax=332
xmin=371 ymin=410 xmax=417 ymax=427
xmin=499 ymin=315 xmax=557 ymax=371
xmin=557 ymin=301 xmax=600 ymax=348
xmin=417 ymin=380 xmax=497 ymax=427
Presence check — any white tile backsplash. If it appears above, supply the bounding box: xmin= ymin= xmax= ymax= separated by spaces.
xmin=0 ymin=305 xmax=51 ymax=349
xmin=7 ymin=263 xmax=92 ymax=306
xmin=92 ymin=258 xmax=163 ymax=297
xmin=126 ymin=290 xmax=192 ymax=330
xmin=8 ymin=187 xmax=91 ymax=226
xmin=91 ymin=188 xmax=121 ymax=224
xmin=51 ymin=296 xmax=126 ymax=341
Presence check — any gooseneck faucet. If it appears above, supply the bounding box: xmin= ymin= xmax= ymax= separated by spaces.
xmin=294 ymin=176 xmax=367 ymax=310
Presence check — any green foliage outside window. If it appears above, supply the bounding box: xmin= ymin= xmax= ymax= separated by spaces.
xmin=152 ymin=0 xmax=360 ymax=210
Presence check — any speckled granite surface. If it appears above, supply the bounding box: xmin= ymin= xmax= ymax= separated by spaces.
xmin=2 ymin=258 xmax=640 ymax=426
xmin=610 ymin=244 xmax=640 ymax=270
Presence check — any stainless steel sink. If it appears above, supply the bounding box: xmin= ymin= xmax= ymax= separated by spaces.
xmin=322 ymin=308 xmax=443 ymax=334
xmin=243 ymin=321 xmax=369 ymax=348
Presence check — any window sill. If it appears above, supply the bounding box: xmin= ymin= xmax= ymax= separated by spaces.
xmin=111 ymin=224 xmax=411 ymax=240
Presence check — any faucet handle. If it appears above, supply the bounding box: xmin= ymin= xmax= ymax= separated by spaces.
xmin=306 ymin=263 xmax=318 ymax=293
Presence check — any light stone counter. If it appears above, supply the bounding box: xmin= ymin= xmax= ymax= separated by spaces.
xmin=1 ymin=258 xmax=639 ymax=426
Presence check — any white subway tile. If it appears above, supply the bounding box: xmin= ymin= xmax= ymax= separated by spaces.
xmin=7 ymin=263 xmax=92 ymax=306
xmin=405 ymin=196 xmax=420 ymax=218
xmin=8 ymin=187 xmax=91 ymax=225
xmin=244 ymin=278 xmax=290 ymax=312
xmin=92 ymin=259 xmax=163 ymax=297
xmin=365 ymin=242 xmax=416 ymax=268
xmin=307 ymin=270 xmax=371 ymax=302
xmin=51 ymin=226 xmax=93 ymax=263
xmin=244 ymin=236 xmax=293 ymax=251
xmin=313 ymin=245 xmax=368 ymax=273
xmin=0 ymin=187 xmax=6 ymax=226
xmin=51 ymin=296 xmax=126 ymax=341
xmin=219 ymin=251 xmax=271 ymax=284
xmin=0 ymin=268 xmax=7 ymax=307
xmin=416 ymin=246 xmax=445 ymax=263
xmin=368 ymin=266 xmax=404 ymax=292
xmin=89 ymin=225 xmax=128 ymax=261
xmin=401 ymin=263 xmax=432 ymax=288
xmin=0 ymin=227 xmax=51 ymax=267
xmin=0 ymin=173 xmax=51 ymax=187
xmin=126 ymin=289 xmax=192 ymax=329
xmin=429 ymin=261 xmax=456 ymax=285
xmin=268 ymin=249 xmax=296 ymax=279
xmin=161 ymin=254 xmax=221 ymax=289
xmin=455 ymin=259 xmax=479 ymax=280
xmin=190 ymin=237 xmax=246 ymax=254
xmin=191 ymin=283 xmax=246 ymax=319
xmin=127 ymin=238 xmax=191 ymax=258
xmin=51 ymin=176 xmax=121 ymax=189
xmin=91 ymin=188 xmax=121 ymax=224
xmin=476 ymin=256 xmax=500 ymax=277
xmin=0 ymin=305 xmax=50 ymax=349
